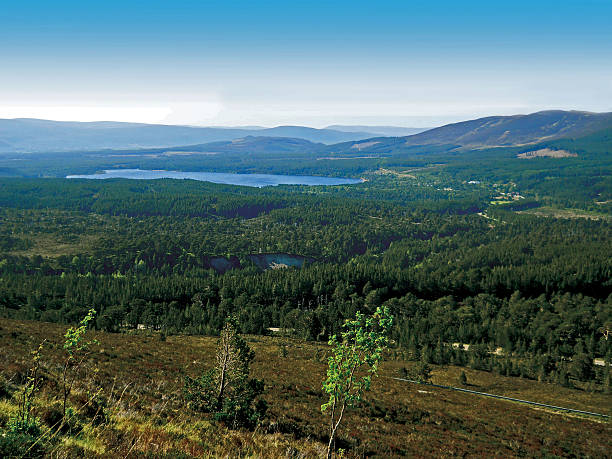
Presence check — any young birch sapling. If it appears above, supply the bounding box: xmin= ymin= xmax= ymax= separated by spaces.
xmin=321 ymin=306 xmax=392 ymax=459
xmin=61 ymin=308 xmax=98 ymax=427
xmin=11 ymin=341 xmax=45 ymax=435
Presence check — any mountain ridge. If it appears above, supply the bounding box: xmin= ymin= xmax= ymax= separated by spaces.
xmin=399 ymin=110 xmax=612 ymax=147
xmin=325 ymin=125 xmax=431 ymax=137
xmin=2 ymin=110 xmax=612 ymax=156
xmin=0 ymin=119 xmax=375 ymax=152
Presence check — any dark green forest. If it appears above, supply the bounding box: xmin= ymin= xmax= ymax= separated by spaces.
xmin=1 ymin=163 xmax=610 ymax=391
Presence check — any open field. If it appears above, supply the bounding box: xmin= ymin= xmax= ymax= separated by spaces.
xmin=517 ymin=149 xmax=578 ymax=159
xmin=518 ymin=206 xmax=611 ymax=220
xmin=1 ymin=319 xmax=610 ymax=457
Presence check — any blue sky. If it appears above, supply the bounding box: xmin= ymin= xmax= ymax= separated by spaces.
xmin=1 ymin=0 xmax=611 ymax=126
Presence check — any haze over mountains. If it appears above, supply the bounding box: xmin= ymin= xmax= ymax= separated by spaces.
xmin=175 ymin=136 xmax=325 ymax=155
xmin=325 ymin=125 xmax=430 ymax=137
xmin=0 ymin=110 xmax=611 ymax=157
xmin=0 ymin=119 xmax=377 ymax=153
xmin=322 ymin=110 xmax=612 ymax=156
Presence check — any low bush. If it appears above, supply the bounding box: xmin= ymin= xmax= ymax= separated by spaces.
xmin=0 ymin=430 xmax=47 ymax=458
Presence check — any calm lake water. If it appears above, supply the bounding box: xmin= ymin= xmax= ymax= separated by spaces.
xmin=66 ymin=169 xmax=362 ymax=187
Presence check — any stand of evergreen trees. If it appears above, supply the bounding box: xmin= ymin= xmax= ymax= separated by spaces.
xmin=0 ymin=178 xmax=610 ymax=389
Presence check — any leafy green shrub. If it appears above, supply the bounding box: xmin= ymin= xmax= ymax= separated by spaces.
xmin=322 ymin=306 xmax=392 ymax=459
xmin=8 ymin=414 xmax=41 ymax=437
xmin=0 ymin=430 xmax=47 ymax=458
xmin=60 ymin=308 xmax=98 ymax=426
xmin=2 ymin=409 xmax=47 ymax=458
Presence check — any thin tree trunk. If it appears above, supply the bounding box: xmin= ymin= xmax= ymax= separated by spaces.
xmin=326 ymin=432 xmax=334 ymax=459
xmin=217 ymin=342 xmax=229 ymax=407
xmin=327 ymin=396 xmax=337 ymax=459
xmin=326 ymin=402 xmax=346 ymax=459
xmin=62 ymin=361 xmax=69 ymax=424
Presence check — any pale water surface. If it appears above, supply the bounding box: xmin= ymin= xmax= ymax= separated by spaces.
xmin=66 ymin=169 xmax=362 ymax=187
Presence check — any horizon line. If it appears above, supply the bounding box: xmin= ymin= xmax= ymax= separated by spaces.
xmin=2 ymin=108 xmax=610 ymax=130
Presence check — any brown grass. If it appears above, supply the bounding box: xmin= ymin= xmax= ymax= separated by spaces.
xmin=0 ymin=319 xmax=610 ymax=458
xmin=517 ymin=148 xmax=577 ymax=159
xmin=518 ymin=206 xmax=610 ymax=221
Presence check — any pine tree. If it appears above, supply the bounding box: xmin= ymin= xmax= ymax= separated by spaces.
xmin=184 ymin=319 xmax=265 ymax=428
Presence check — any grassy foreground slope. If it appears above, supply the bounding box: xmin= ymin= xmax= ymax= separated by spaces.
xmin=1 ymin=319 xmax=610 ymax=458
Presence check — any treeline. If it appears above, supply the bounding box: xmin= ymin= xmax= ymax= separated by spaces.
xmin=0 ymin=178 xmax=294 ymax=218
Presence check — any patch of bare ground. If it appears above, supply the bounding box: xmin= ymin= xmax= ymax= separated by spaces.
xmin=269 ymin=262 xmax=289 ymax=269
xmin=351 ymin=141 xmax=380 ymax=150
xmin=162 ymin=151 xmax=218 ymax=156
xmin=377 ymin=168 xmax=416 ymax=179
xmin=518 ymin=206 xmax=610 ymax=220
xmin=517 ymin=148 xmax=577 ymax=159
xmin=7 ymin=233 xmax=103 ymax=258
xmin=317 ymin=156 xmax=380 ymax=160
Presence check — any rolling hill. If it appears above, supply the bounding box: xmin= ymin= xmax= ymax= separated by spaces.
xmin=338 ymin=110 xmax=612 ymax=154
xmin=401 ymin=110 xmax=612 ymax=147
xmin=0 ymin=119 xmax=375 ymax=152
xmin=326 ymin=125 xmax=431 ymax=137
xmin=47 ymin=135 xmax=323 ymax=158
xmin=113 ymin=135 xmax=326 ymax=156
xmin=189 ymin=135 xmax=324 ymax=154
xmin=3 ymin=111 xmax=611 ymax=156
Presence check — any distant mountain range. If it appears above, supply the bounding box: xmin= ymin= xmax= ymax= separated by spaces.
xmin=326 ymin=125 xmax=431 ymax=137
xmin=328 ymin=110 xmax=612 ymax=156
xmin=204 ymin=125 xmax=431 ymax=137
xmin=399 ymin=110 xmax=612 ymax=148
xmin=163 ymin=136 xmax=325 ymax=155
xmin=0 ymin=119 xmax=377 ymax=152
xmin=1 ymin=111 xmax=611 ymax=156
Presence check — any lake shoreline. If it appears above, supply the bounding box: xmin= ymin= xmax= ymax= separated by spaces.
xmin=66 ymin=168 xmax=363 ymax=188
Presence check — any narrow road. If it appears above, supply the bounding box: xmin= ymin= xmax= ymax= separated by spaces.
xmin=390 ymin=377 xmax=610 ymax=419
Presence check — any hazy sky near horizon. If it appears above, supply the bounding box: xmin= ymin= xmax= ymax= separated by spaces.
xmin=1 ymin=0 xmax=611 ymax=127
